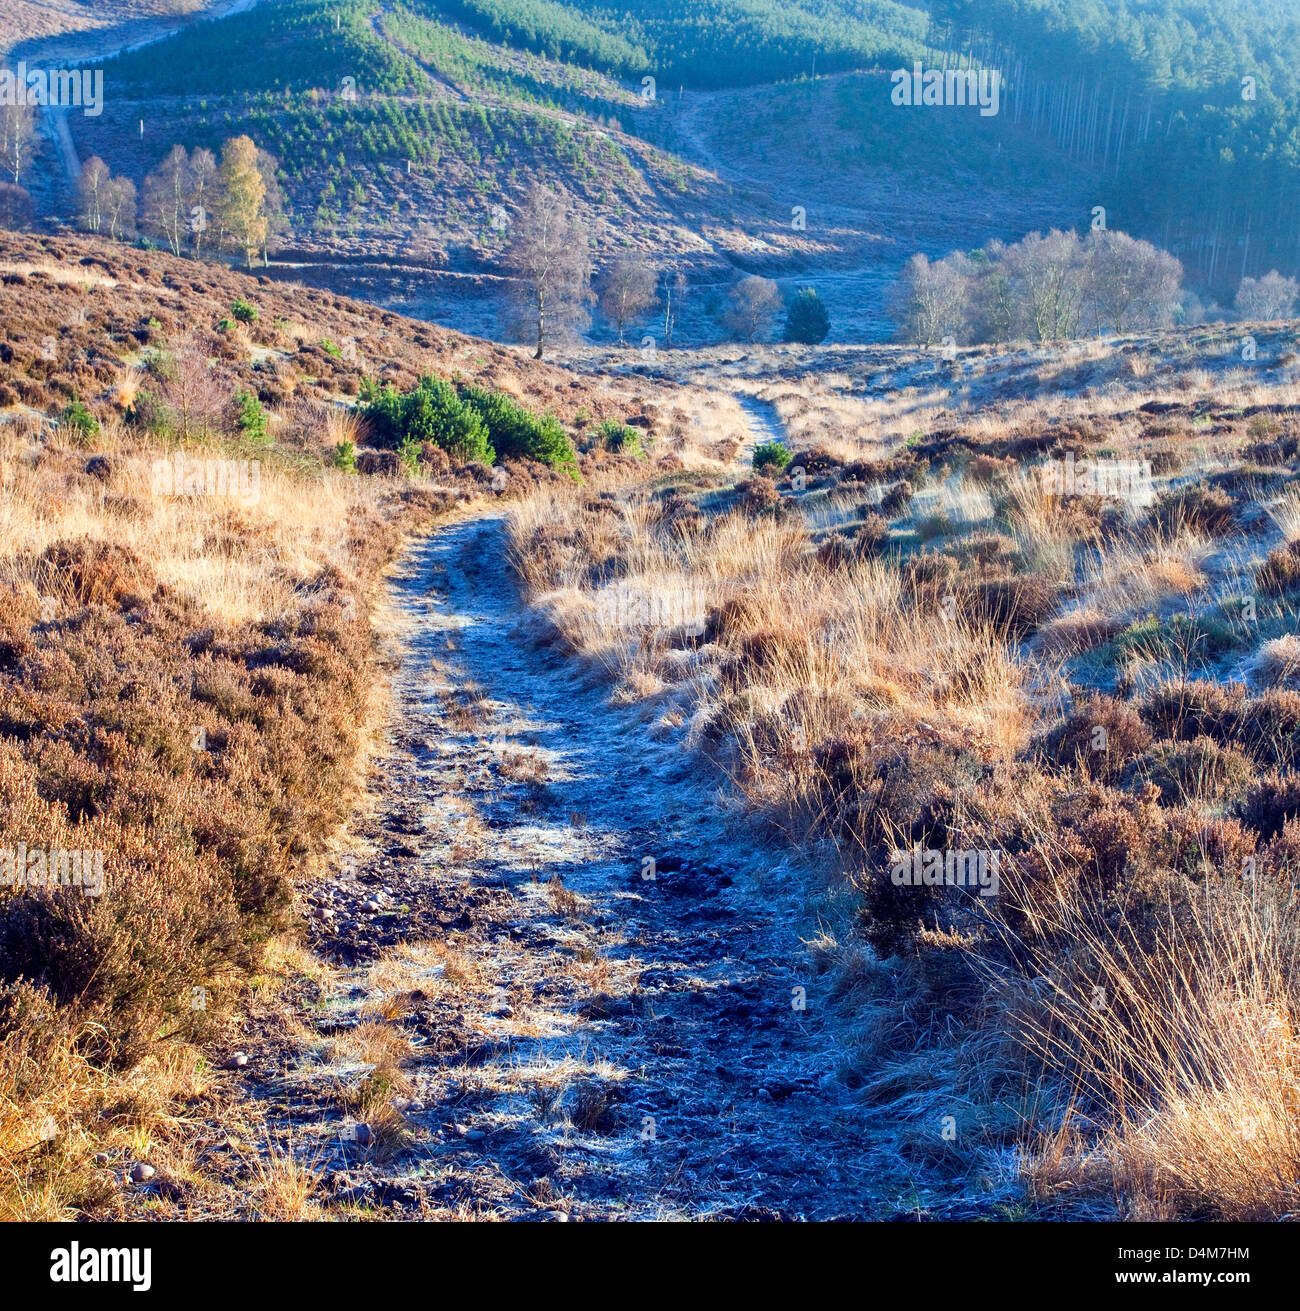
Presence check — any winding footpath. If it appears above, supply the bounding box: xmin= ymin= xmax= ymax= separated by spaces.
xmin=233 ymin=511 xmax=987 ymax=1219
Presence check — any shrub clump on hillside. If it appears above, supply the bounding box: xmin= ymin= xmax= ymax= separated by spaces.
xmin=593 ymin=417 xmax=643 ymax=457
xmin=59 ymin=394 xmax=99 ymax=446
xmin=457 ymin=383 xmax=579 ymax=474
xmin=752 ymin=441 xmax=791 ymax=473
xmin=359 ymin=374 xmax=495 ymax=466
xmin=360 ymin=375 xmax=581 ymax=475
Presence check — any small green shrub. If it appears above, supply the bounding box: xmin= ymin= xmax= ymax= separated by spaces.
xmin=234 ymin=389 xmax=269 ymax=447
xmin=752 ymin=441 xmax=791 ymax=472
xmin=231 ymin=298 xmax=259 ymax=325
xmin=397 ymin=435 xmax=423 ymax=476
xmin=332 ymin=440 xmax=356 ymax=472
xmin=402 ymin=377 xmax=493 ymax=464
xmin=125 ymin=388 xmax=168 ymax=436
xmin=357 ymin=376 xmax=404 ymax=446
xmin=594 ymin=417 xmax=642 ymax=457
xmin=1112 ymin=612 xmax=1236 ymax=662
xmin=60 ymin=394 xmax=99 ymax=445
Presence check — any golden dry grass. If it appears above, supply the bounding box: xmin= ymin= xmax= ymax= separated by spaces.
xmin=0 ymin=416 xmax=372 ymax=625
xmin=1008 ymin=891 xmax=1300 ymax=1220
xmin=510 ymin=483 xmax=1034 ymax=834
xmin=506 ymin=362 xmax=1300 ymax=1220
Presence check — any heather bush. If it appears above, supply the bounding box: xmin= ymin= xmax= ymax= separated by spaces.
xmin=1038 ymin=693 xmax=1153 ymax=781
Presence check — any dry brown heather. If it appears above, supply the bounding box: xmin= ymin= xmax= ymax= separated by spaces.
xmin=0 ymin=232 xmax=716 ymax=1219
xmin=0 ymin=409 xmax=469 ymax=1216
xmin=0 ymin=231 xmax=714 ymax=464
xmin=510 ymin=336 xmax=1300 ymax=1220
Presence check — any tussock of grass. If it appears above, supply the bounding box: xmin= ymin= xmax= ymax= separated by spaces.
xmin=1006 ymin=892 xmax=1300 ymax=1221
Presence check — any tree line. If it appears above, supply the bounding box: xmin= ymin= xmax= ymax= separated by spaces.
xmin=890 ymin=224 xmax=1300 ymax=346
xmin=890 ymin=227 xmax=1186 ymax=345
xmin=74 ymin=138 xmax=288 ymax=268
xmin=0 ymin=96 xmax=288 ymax=269
xmin=447 ymin=0 xmax=928 ymax=90
xmin=929 ymin=0 xmax=1300 ymax=295
xmin=498 ymin=183 xmax=832 ymax=357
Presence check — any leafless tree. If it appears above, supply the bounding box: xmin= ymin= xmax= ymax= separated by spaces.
xmin=162 ymin=332 xmax=230 ymax=443
xmin=599 ymin=252 xmax=658 ymax=344
xmin=188 ymin=147 xmax=218 ymax=256
xmin=662 ymin=269 xmax=687 ymax=347
xmin=888 ymin=252 xmax=973 ymax=346
xmin=103 ymin=176 xmax=138 ymax=241
xmin=965 ymin=242 xmax=1016 ymax=343
xmin=1235 ymin=270 xmax=1299 ymax=321
xmin=0 ymin=104 xmax=35 ymax=185
xmin=892 ymin=227 xmax=1188 ymax=346
xmin=143 ymin=145 xmax=191 ymax=255
xmin=254 ymin=147 xmax=289 ymax=265
xmin=76 ymin=156 xmax=111 ymax=233
xmin=501 ymin=184 xmax=593 ymax=360
xmin=1003 ymin=229 xmax=1086 ymax=341
xmin=1083 ymin=229 xmax=1181 ymax=334
xmin=724 ymin=274 xmax=782 ymax=342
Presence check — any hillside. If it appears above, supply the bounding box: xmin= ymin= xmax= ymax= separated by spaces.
xmin=0 ymin=229 xmax=749 ymax=1223
xmin=7 ymin=0 xmax=1089 ymax=344
xmin=931 ymin=0 xmax=1300 ymax=296
xmin=0 ymin=0 xmax=234 ymax=63
xmin=0 ymin=229 xmax=717 ymax=458
xmin=8 ymin=1 xmax=1300 ymax=344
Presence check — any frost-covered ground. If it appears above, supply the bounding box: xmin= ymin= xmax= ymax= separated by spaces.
xmin=222 ymin=507 xmax=1021 ymax=1219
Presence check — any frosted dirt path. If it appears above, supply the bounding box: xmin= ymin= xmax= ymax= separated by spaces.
xmin=238 ymin=512 xmax=982 ymax=1219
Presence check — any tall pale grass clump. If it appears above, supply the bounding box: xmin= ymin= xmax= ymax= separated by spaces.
xmin=998 ymin=883 xmax=1300 ymax=1220
xmin=1078 ymin=526 xmax=1210 ymax=620
xmin=1247 ymin=633 xmax=1300 ymax=689
xmin=321 ymin=403 xmax=361 ymax=453
xmin=1268 ymin=487 xmax=1300 ymax=545
xmin=1003 ymin=470 xmax=1089 ymax=577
